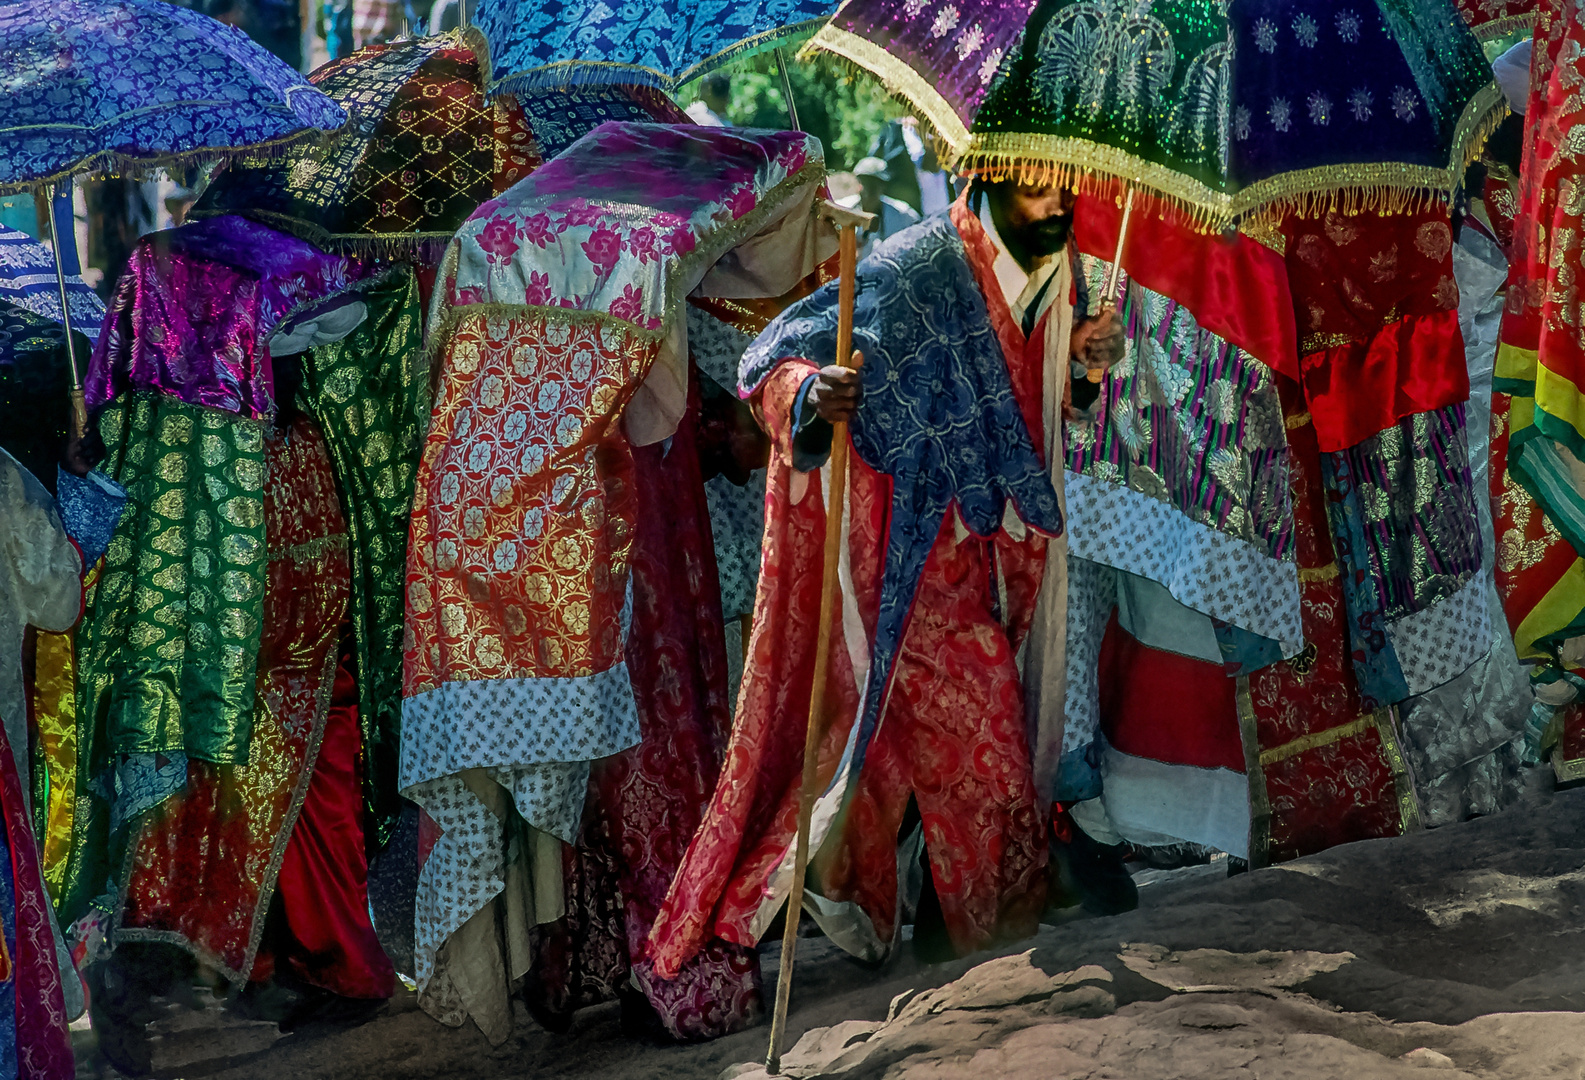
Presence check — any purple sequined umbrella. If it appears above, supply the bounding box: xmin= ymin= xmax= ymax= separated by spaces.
xmin=0 ymin=0 xmax=346 ymax=193
xmin=0 ymin=0 xmax=346 ymax=431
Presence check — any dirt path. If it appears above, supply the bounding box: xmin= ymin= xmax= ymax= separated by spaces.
xmin=84 ymin=777 xmax=1585 ymax=1079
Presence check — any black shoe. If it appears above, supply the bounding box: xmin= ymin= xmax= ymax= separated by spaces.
xmin=278 ymin=986 xmax=387 ymax=1034
xmin=618 ymin=983 xmax=674 ymax=1044
xmin=1054 ymin=827 xmax=1139 ymax=917
xmin=86 ymin=954 xmax=165 ymax=1077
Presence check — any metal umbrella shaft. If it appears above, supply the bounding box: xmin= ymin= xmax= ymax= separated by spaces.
xmin=48 ymin=179 xmax=87 ymax=439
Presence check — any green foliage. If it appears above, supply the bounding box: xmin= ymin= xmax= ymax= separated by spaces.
xmin=682 ymin=48 xmax=903 ymax=172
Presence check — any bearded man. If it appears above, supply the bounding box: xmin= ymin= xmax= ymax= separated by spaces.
xmin=648 ymin=179 xmax=1126 ymax=976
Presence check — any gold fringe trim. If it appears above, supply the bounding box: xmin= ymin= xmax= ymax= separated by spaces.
xmin=458 ymin=24 xmax=493 ymax=93
xmin=811 ymin=22 xmax=1509 ymax=231
xmin=1284 ymin=411 xmax=1312 ymax=430
xmin=805 ymin=26 xmax=971 ymax=153
xmin=189 ymin=206 xmax=457 ymax=261
xmin=0 ymin=124 xmax=346 ymax=198
xmin=1259 ymin=715 xmax=1374 ymax=768
xmin=1297 ymin=562 xmax=1340 ymax=583
xmin=1472 ymin=12 xmax=1535 ymax=42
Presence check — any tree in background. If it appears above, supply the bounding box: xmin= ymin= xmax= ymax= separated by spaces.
xmin=689 ymin=48 xmax=903 ymax=174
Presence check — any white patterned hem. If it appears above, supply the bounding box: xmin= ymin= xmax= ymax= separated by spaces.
xmin=399 ymin=665 xmax=642 ymax=790
xmin=405 ymin=762 xmax=586 ymax=998
xmin=1387 ymin=570 xmax=1493 ymax=697
xmin=1065 ymin=471 xmax=1303 ymax=651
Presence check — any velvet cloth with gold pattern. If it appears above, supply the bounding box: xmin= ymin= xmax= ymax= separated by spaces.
xmin=195 ymin=30 xmax=688 ymax=260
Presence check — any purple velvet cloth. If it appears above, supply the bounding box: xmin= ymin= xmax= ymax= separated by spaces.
xmin=86 ymin=216 xmax=369 ymax=419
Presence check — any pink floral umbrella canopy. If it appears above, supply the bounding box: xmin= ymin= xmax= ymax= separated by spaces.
xmin=435 ymin=122 xmax=832 ymax=335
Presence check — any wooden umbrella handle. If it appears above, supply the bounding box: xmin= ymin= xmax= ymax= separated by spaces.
xmin=766 ymin=212 xmax=866 ymax=1075
xmin=1086 ymin=186 xmax=1136 ymax=384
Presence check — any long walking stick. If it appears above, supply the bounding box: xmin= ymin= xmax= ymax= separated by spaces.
xmin=765 ymin=200 xmax=873 ymax=1075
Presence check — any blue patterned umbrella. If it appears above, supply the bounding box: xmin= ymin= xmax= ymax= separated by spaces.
xmin=473 ymin=0 xmax=840 ymax=94
xmin=0 ymin=0 xmax=347 ymax=193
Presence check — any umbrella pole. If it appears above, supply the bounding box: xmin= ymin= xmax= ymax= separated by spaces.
xmin=775 ymin=48 xmax=801 ymax=132
xmin=1087 ymin=185 xmax=1136 ymax=384
xmin=765 ymin=202 xmax=871 ymax=1075
xmin=48 ymin=180 xmax=87 ymax=440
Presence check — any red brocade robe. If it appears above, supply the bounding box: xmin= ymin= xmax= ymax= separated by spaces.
xmin=650 ymin=201 xmax=1059 ymax=979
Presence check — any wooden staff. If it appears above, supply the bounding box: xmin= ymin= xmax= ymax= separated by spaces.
xmin=765 ymin=199 xmax=874 ymax=1075
xmin=1087 ymin=184 xmax=1136 ymax=384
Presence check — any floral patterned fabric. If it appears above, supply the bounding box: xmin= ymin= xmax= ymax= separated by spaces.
xmin=86 ymin=216 xmax=369 ymax=421
xmin=474 ymin=0 xmax=840 ymax=93
xmin=441 ymin=123 xmax=825 ymax=336
xmin=650 ymin=206 xmax=1058 ymax=980
xmin=116 ymin=418 xmax=349 ymax=984
xmin=0 ymin=227 xmax=105 ymax=346
xmin=0 ymin=0 xmax=345 ymax=191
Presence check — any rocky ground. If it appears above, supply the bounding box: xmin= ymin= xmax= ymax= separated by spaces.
xmin=79 ymin=776 xmax=1585 ymax=1079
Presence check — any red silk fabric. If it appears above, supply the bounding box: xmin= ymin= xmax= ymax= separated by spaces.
xmin=268 ymin=654 xmax=395 ymax=1000
xmin=1280 ymin=204 xmax=1468 ymax=450
xmin=1096 ymin=613 xmax=1244 ymax=772
xmin=1300 ymin=308 xmax=1469 ymax=452
xmin=1073 ymin=187 xmax=1298 ymax=380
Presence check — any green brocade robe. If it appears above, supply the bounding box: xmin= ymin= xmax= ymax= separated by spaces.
xmin=61 ymin=265 xmax=427 ymax=921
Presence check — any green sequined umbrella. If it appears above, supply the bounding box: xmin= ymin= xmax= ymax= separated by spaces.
xmin=811 ymin=0 xmax=1505 ymax=225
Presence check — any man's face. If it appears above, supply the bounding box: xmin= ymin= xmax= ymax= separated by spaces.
xmin=858 ymin=176 xmax=884 ymax=214
xmin=994 ymin=182 xmax=1076 ymax=258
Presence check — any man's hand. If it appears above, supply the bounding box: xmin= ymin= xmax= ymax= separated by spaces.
xmin=805 ymin=351 xmax=863 ymax=425
xmin=1071 ymin=307 xmax=1125 ymax=375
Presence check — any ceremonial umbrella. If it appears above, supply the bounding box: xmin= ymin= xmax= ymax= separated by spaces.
xmin=0 ymin=0 xmax=347 ymax=435
xmin=0 ymin=0 xmax=346 ymax=193
xmin=471 ymin=0 xmax=841 ymax=95
xmin=197 ymin=30 xmax=687 ymax=257
xmin=809 ymin=0 xmax=1504 ymax=228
